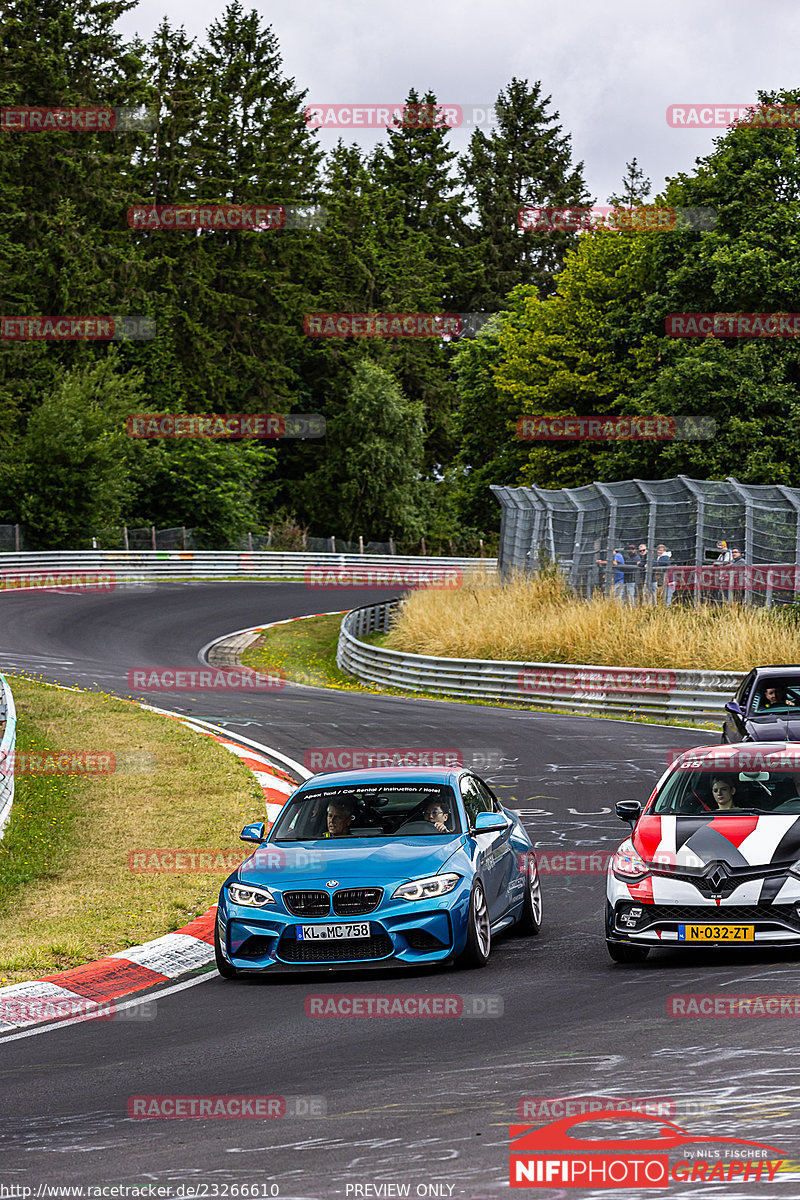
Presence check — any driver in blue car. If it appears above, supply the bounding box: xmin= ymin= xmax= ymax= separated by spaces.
xmin=325 ymin=800 xmax=354 ymax=837
xmin=423 ymin=799 xmax=451 ymax=832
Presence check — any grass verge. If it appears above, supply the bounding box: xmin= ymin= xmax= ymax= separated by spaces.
xmin=0 ymin=676 xmax=265 ymax=985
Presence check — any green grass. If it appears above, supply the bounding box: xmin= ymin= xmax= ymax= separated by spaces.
xmin=0 ymin=722 xmax=80 ymax=911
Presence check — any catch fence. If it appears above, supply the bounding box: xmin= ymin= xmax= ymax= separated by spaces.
xmin=492 ymin=476 xmax=800 ymax=605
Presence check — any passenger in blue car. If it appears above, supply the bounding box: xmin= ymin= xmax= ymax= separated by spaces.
xmin=325 ymin=800 xmax=354 ymax=837
xmin=423 ymin=800 xmax=451 ymax=832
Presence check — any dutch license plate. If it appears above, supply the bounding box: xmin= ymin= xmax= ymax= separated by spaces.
xmin=297 ymin=922 xmax=370 ymax=941
xmin=678 ymin=924 xmax=754 ymax=942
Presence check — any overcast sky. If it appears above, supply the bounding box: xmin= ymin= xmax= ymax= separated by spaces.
xmin=117 ymin=0 xmax=798 ymax=203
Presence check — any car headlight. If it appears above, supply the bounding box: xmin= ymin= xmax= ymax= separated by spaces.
xmin=611 ymin=839 xmax=650 ymax=882
xmin=228 ymin=882 xmax=276 ymax=907
xmin=789 ymin=862 xmax=800 ymax=879
xmin=392 ymin=873 xmax=461 ymax=901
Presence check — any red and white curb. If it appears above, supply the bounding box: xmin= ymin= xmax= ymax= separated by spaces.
xmin=0 ymin=708 xmax=308 ymax=1033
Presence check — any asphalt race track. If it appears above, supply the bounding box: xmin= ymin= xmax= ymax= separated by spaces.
xmin=1 ymin=583 xmax=799 ymax=1198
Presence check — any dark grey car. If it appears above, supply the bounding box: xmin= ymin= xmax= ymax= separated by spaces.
xmin=722 ymin=666 xmax=800 ymax=743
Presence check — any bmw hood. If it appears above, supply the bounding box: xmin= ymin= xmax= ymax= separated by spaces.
xmin=238 ymin=837 xmax=466 ymax=886
xmin=632 ymin=814 xmax=800 ymax=870
xmin=746 ymin=717 xmax=800 ymax=742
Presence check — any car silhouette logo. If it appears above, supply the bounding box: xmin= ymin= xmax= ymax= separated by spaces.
xmin=326 ymin=880 xmax=339 ymax=887
xmin=509 ymin=1110 xmax=784 ymax=1155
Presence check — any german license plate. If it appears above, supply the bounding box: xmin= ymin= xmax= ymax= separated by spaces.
xmin=678 ymin=924 xmax=754 ymax=942
xmin=297 ymin=922 xmax=370 ymax=940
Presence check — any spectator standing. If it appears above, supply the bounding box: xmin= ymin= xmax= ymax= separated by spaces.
xmin=655 ymin=544 xmax=673 ymax=605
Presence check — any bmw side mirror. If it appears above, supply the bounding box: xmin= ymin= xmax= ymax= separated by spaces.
xmin=240 ymin=821 xmax=265 ymax=843
xmin=472 ymin=811 xmax=507 ymax=834
xmin=725 ymin=701 xmax=743 ymax=716
xmin=615 ymin=800 xmax=642 ymax=827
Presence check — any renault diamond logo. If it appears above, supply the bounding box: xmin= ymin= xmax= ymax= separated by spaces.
xmin=707 ymin=864 xmax=728 ymax=891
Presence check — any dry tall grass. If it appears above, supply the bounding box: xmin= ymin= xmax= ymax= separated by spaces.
xmin=384 ymin=572 xmax=800 ymax=671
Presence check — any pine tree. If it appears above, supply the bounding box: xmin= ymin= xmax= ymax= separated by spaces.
xmin=461 ymin=79 xmax=591 ymax=310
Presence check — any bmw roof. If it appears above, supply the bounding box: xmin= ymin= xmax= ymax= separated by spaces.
xmin=296 ymin=766 xmax=465 ymax=789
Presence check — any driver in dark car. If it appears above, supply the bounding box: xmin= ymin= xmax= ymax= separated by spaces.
xmin=762 ymin=684 xmax=796 ymax=710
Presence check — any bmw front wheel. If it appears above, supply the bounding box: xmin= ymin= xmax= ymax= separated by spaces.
xmin=459 ymin=882 xmax=491 ymax=968
xmin=214 ymin=922 xmax=238 ymax=979
xmin=515 ymin=853 xmax=543 ymax=936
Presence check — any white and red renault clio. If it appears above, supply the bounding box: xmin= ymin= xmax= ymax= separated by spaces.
xmin=606 ymin=743 xmax=800 ymax=963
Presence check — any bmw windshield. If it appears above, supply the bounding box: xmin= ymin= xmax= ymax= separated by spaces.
xmin=270 ymin=784 xmax=462 ymax=840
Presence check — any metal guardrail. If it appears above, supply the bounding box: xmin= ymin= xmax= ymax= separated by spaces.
xmin=337 ymin=599 xmax=743 ymax=724
xmin=0 ymin=551 xmax=496 ymax=584
xmin=0 ymin=674 xmax=16 ymax=833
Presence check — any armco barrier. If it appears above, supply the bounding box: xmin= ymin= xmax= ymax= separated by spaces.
xmin=336 ymin=599 xmax=743 ymax=723
xmin=0 ymin=674 xmax=16 ymax=833
xmin=0 ymin=551 xmax=495 ymax=584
